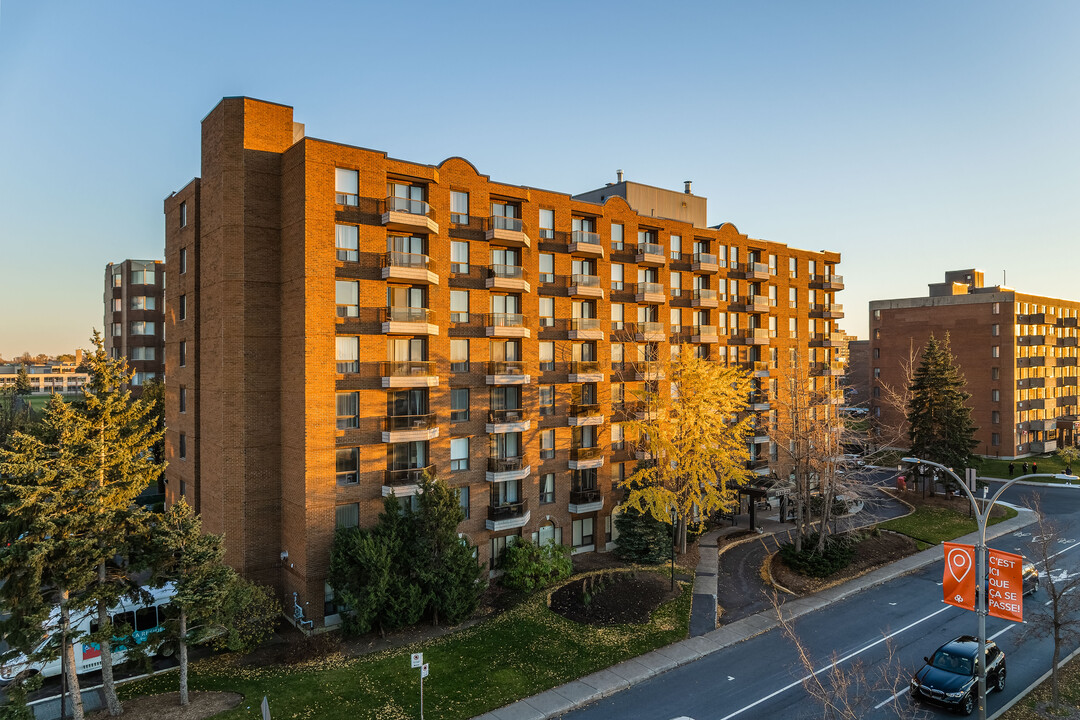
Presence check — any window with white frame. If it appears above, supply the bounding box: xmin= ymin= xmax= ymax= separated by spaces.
xmin=336 ymin=336 xmax=359 ymax=373
xmin=451 ymin=191 xmax=469 ymax=224
xmin=131 ymin=296 xmax=156 ymax=311
xmin=179 ymin=433 xmax=186 ymax=459
xmin=539 ymin=297 xmax=554 ymax=327
xmin=451 ymin=241 xmax=469 ymax=273
xmin=179 ymin=201 xmax=187 ymax=228
xmin=671 ymin=272 xmax=681 ymax=297
xmin=670 ymin=235 xmax=682 ymax=260
xmin=335 ymin=503 xmax=359 ymax=529
xmin=611 ymin=223 xmax=624 ymax=250
xmin=130 ymin=321 xmax=155 ymax=335
xmin=336 ymin=392 xmax=359 ymax=429
xmin=179 ymin=385 xmax=186 ymax=413
xmin=179 ymin=248 xmax=187 ymax=274
xmin=540 ymin=473 xmax=555 ymax=504
xmin=450 ymin=339 xmax=469 ymax=372
xmin=611 ymin=263 xmax=624 ymax=290
xmin=540 ymin=429 xmax=555 ymax=459
xmin=451 ymin=387 xmax=469 ymax=422
xmin=179 ymin=341 xmax=186 ymax=367
xmin=611 ymin=303 xmax=624 ymax=330
xmin=540 ymin=341 xmax=554 ymax=371
xmin=539 ymin=253 xmax=554 ymax=283
xmin=451 ymin=437 xmax=469 ymax=471
xmin=178 ymin=295 xmax=186 ymax=320
xmin=458 ymin=485 xmax=470 ymax=519
xmin=572 ymin=517 xmax=594 ymax=548
xmin=335 ymin=168 xmax=359 ymax=206
xmin=336 ymin=224 xmax=359 ymax=261
xmin=539 ymin=385 xmax=554 ymax=415
xmin=450 ymin=290 xmax=469 ymax=322
xmin=539 ymin=209 xmax=555 ymax=239
xmin=336 ymin=448 xmax=359 ymax=485
xmin=336 ymin=281 xmax=359 ymax=318
xmin=111 ymin=298 xmax=122 ymax=312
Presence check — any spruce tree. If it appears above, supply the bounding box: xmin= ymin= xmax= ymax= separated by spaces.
xmin=907 ymin=334 xmax=979 ymax=479
xmin=413 ymin=477 xmax=485 ymax=626
xmin=14 ymin=365 xmax=32 ymax=396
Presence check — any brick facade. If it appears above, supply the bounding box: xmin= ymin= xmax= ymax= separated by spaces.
xmin=103 ymin=259 xmax=165 ymax=396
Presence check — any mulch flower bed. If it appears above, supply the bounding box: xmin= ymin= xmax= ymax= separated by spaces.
xmin=549 ymin=571 xmax=681 ymax=625
xmin=772 ymin=532 xmax=918 ymax=595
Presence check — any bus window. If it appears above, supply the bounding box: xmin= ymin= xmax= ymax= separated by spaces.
xmin=112 ymin=611 xmax=135 ymax=632
xmin=135 ymin=607 xmax=157 ymax=632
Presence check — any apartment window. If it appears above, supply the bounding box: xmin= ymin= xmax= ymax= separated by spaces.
xmin=572 ymin=517 xmax=595 ymax=548
xmin=873 ymin=367 xmax=880 ymax=379
xmin=179 ymin=248 xmax=187 ymax=274
xmin=179 ymin=433 xmax=186 ymax=460
xmin=873 ymin=347 xmax=880 ymax=359
xmin=540 ymin=341 xmax=555 ymax=371
xmin=670 ymin=308 xmax=682 ymax=333
xmin=335 ymin=503 xmax=360 ymax=529
xmin=179 ymin=201 xmax=187 ymax=228
xmin=112 ymin=273 xmax=122 ymax=288
xmin=611 ymin=223 xmax=624 ymax=250
xmin=336 ymin=281 xmax=359 ymax=318
xmin=130 ymin=321 xmax=155 ymax=336
xmin=992 ymin=433 xmax=1001 ymax=447
xmin=992 ymin=324 xmax=1000 ymax=337
xmin=540 ymin=473 xmax=555 ymax=504
xmin=768 ymin=316 xmax=778 ymax=338
xmin=992 ymin=367 xmax=1000 ymax=380
xmin=769 ymin=254 xmax=777 ymax=274
xmin=539 ymin=385 xmax=555 ymax=415
xmin=992 ymin=410 xmax=1000 ymax=424
xmin=451 ymin=241 xmax=469 ymax=274
xmin=336 ymin=392 xmax=359 ymax=429
xmin=451 ymin=388 xmax=469 ymax=422
xmin=788 ymin=317 xmax=797 ymax=339
xmin=179 ymin=386 xmax=187 ymax=413
xmin=336 ymin=224 xmax=359 ymax=262
xmin=178 ymin=295 xmax=186 ymax=320
xmin=611 ymin=423 xmax=625 ymax=450
xmin=872 ymin=387 xmax=880 ymax=398
xmin=539 ymin=209 xmax=555 ymax=239
xmin=450 ymin=437 xmax=469 ymax=472
xmin=457 ymin=485 xmax=470 ymax=519
xmin=611 ymin=263 xmax=624 ymax=291
xmin=670 ymin=235 xmax=682 ymax=260
xmin=992 ymin=389 xmax=1001 ymax=402
xmin=130 ymin=268 xmax=155 ymax=285
xmin=336 ymin=448 xmax=359 ymax=485
xmin=992 ymin=302 xmax=1001 ymax=315
xmin=540 ymin=429 xmax=555 ymax=459
xmin=179 ymin=341 xmax=186 ymax=367
xmin=539 ymin=298 xmax=554 ymax=327
xmin=451 ymin=191 xmax=469 ymax=224
xmin=450 ymin=339 xmax=469 ymax=372
xmin=788 ymin=257 xmax=797 ymax=278
xmin=670 ymin=272 xmax=681 ymax=298
xmin=992 ymin=346 xmax=1000 ymax=358
xmin=539 ymin=253 xmax=554 ymax=284
xmin=335 ymin=168 xmax=359 ymax=206
xmin=450 ymin=290 xmax=469 ymax=323
xmin=130 ymin=296 xmax=156 ymax=311
xmin=873 ymin=329 xmax=880 ymax=340
xmin=336 ymin=336 xmax=359 ymax=373
xmin=111 ymin=298 xmax=122 ymax=312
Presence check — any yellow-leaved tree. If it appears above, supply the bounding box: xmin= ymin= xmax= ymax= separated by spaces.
xmin=623 ymin=352 xmax=755 ymax=552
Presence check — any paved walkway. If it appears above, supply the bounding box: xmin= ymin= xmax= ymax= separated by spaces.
xmin=473 ymin=505 xmax=1037 ymax=720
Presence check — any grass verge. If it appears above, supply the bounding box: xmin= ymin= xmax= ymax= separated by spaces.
xmin=978 ymin=455 xmax=1074 ymax=481
xmin=999 ymin=649 xmax=1080 ymax=718
xmin=878 ymin=504 xmax=1018 ymax=545
xmin=118 ymin=573 xmax=692 ymax=720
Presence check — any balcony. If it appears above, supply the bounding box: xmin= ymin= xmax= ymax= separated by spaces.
xmin=486 ymin=408 xmax=531 ymax=434
xmin=1018 ymin=356 xmax=1048 ymax=368
xmin=1062 ymin=357 xmax=1078 ymax=367
xmin=810 ymin=361 xmax=845 ymax=377
xmin=570 ymin=274 xmax=604 ymax=299
xmin=569 ymin=230 xmax=604 ymax=257
xmin=486 ymin=456 xmax=531 ymax=482
xmin=751 ymin=432 xmax=770 ymax=444
xmin=568 ymin=403 xmax=604 ymax=427
xmin=486 ymin=360 xmax=531 ymax=385
xmin=628 ymin=321 xmax=665 ymax=342
xmin=486 ymin=500 xmax=530 ymax=531
xmin=1059 ymin=317 xmax=1079 ymax=328
xmin=634 ymin=282 xmax=665 ymax=304
xmin=382 ymin=464 xmax=435 ymax=497
xmin=743 ymin=262 xmax=770 ymax=281
xmin=810 ymin=303 xmax=844 ymax=319
xmin=569 ymin=446 xmax=604 ymax=470
xmin=382 ymin=307 xmax=439 ymax=336
xmin=381 ymin=252 xmax=439 ymax=285
xmin=738 ymin=294 xmax=770 ymax=313
xmin=1018 ymin=335 xmax=1048 ymax=346
xmin=380 ymin=361 xmax=438 ymax=388
xmin=810 ymin=274 xmax=845 ymax=290
xmin=749 ymin=392 xmax=770 ymax=412
xmin=569 ymin=489 xmax=604 ymax=515
xmin=692 ymin=253 xmax=719 ymax=274
xmin=635 ymin=449 xmax=658 ymax=461
xmin=568 ymin=360 xmax=604 ymax=383
xmin=734 ymin=328 xmax=770 ymax=346
xmin=1061 ymin=337 xmax=1078 ymax=348
xmin=485 ymin=216 xmax=530 ymax=248
xmin=1020 ymin=399 xmax=1047 ymax=411
xmin=746 ymin=458 xmax=770 ymax=472
xmin=634 ymin=361 xmax=666 ymax=381
xmin=381 ymin=196 xmax=438 ymax=234
xmin=1061 ymin=394 xmax=1079 ymax=407
xmin=750 ymin=361 xmax=770 ymax=378
xmin=381 ymin=413 xmax=439 ymax=443
xmin=809 ymin=332 xmax=845 ymax=348
xmin=691 ymin=325 xmax=719 ymax=344
xmin=485 ymin=313 xmax=530 ymax=338
xmin=635 ymin=243 xmax=665 ymax=266
xmin=691 ymin=288 xmax=718 ymax=308
xmin=568 ymin=317 xmax=604 ymax=340
xmin=486 ymin=265 xmax=530 ymax=293
xmin=1063 ymin=376 xmax=1079 ymax=386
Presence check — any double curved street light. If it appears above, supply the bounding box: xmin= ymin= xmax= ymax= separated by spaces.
xmin=902 ymin=456 xmax=1078 ymax=720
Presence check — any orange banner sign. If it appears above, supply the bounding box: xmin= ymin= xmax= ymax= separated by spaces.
xmin=943 ymin=542 xmax=976 ymax=610
xmin=987 ymin=548 xmax=1024 ymax=622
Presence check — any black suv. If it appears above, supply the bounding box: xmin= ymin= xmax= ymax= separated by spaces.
xmin=910 ymin=636 xmax=1006 ymax=716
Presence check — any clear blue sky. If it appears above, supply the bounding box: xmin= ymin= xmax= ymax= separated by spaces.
xmin=2 ymin=0 xmax=1078 ymax=358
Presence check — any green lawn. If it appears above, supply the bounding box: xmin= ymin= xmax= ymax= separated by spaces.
xmin=978 ymin=455 xmax=1075 ymax=481
xmin=878 ymin=503 xmax=1018 ymax=545
xmin=119 ymin=574 xmax=692 ymax=720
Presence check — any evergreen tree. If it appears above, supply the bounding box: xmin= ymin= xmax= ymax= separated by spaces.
xmin=613 ymin=506 xmax=671 ymax=564
xmin=413 ymin=478 xmax=485 ymax=625
xmin=14 ymin=365 xmax=32 ymax=396
xmin=0 ymin=386 xmax=33 ymax=449
xmin=328 ymin=526 xmax=394 ymax=634
xmin=906 ymin=334 xmax=979 ymax=480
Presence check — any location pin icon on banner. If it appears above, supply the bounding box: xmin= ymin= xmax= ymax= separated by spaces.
xmin=942 ymin=542 xmax=976 ymax=610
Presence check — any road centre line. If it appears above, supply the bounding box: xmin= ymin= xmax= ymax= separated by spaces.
xmin=717 ymin=605 xmax=954 ymax=720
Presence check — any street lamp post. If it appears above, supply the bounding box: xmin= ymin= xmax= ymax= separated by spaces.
xmin=669 ymin=507 xmax=677 ymax=591
xmin=902 ymin=456 xmax=1077 ymax=720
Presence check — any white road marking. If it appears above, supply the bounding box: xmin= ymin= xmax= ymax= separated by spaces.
xmin=889 ymin=602 xmax=897 ymax=606
xmin=728 ymin=676 xmax=734 ymax=681
xmin=717 ymin=606 xmax=953 ymax=720
xmin=873 ymin=686 xmax=908 ymax=709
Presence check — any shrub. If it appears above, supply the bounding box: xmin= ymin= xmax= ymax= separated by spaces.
xmin=779 ymin=533 xmax=856 ymax=578
xmin=614 ymin=506 xmax=670 ymax=564
xmin=500 ymin=540 xmax=572 ymax=595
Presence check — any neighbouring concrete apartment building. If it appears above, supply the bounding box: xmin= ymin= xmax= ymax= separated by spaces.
xmin=164 ymin=97 xmax=845 ymax=626
xmin=104 ymin=259 xmax=165 ymax=394
xmin=869 ymin=269 xmax=1080 ymax=459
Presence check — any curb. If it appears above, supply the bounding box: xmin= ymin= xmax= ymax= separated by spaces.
xmin=474 ymin=508 xmax=1039 ymax=720
xmin=989 ymin=644 xmax=1080 ymax=720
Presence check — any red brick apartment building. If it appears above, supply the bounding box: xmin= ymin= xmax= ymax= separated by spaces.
xmin=164 ymin=97 xmax=844 ymax=626
xmin=103 ymin=259 xmax=165 ymax=395
xmin=869 ymin=269 xmax=1080 ymax=460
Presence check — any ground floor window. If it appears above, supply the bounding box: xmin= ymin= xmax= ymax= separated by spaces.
xmin=533 ymin=522 xmax=562 ymax=546
xmin=572 ymin=517 xmax=594 ymax=548
xmin=490 ymin=534 xmax=519 ymax=569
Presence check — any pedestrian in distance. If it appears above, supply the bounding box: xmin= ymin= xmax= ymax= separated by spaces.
xmin=1033 ymin=461 xmax=1039 ymax=475
xmin=1023 ymin=462 xmax=1029 ymax=474
xmin=1067 ymin=464 xmax=1073 ymax=476
xmin=1008 ymin=462 xmax=1014 ymax=477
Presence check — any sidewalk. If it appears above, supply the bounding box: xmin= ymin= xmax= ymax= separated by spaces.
xmin=473 ymin=507 xmax=1037 ymax=720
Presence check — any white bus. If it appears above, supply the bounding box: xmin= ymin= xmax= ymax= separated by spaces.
xmin=0 ymin=584 xmax=175 ymax=683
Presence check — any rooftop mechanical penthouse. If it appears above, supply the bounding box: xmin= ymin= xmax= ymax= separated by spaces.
xmin=164 ymin=97 xmax=845 ymax=627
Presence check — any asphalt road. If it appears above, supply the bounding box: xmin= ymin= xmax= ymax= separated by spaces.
xmin=566 ymin=481 xmax=1080 ymax=720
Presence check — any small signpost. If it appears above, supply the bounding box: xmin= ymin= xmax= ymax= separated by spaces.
xmin=261 ymin=695 xmax=271 ymax=720
xmin=410 ymin=653 xmax=428 ymax=719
